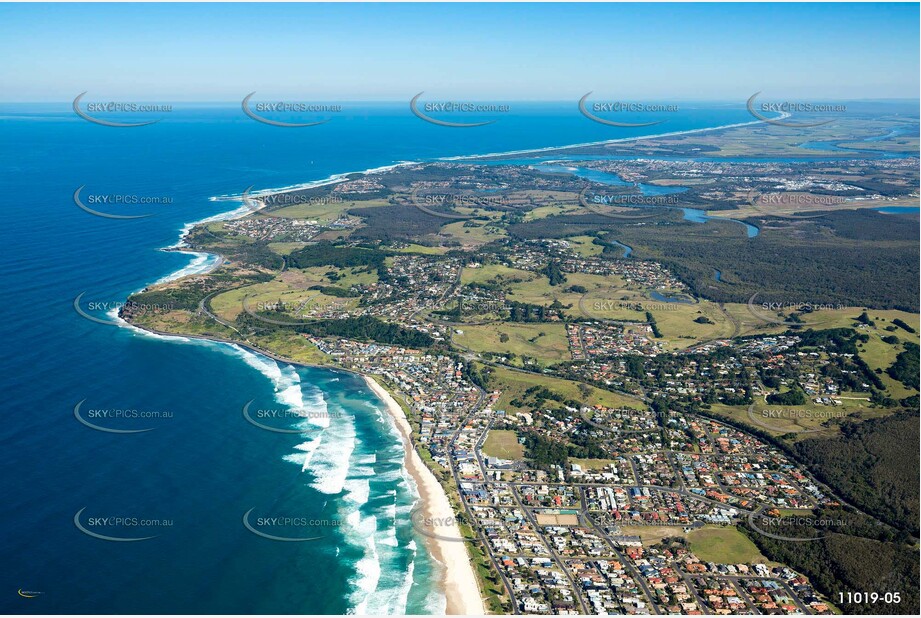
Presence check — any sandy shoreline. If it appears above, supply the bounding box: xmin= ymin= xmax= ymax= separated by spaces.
xmin=362 ymin=376 xmax=485 ymax=616
xmin=119 ymin=307 xmax=489 ymax=614
xmin=438 ymin=112 xmax=789 ymax=162
xmin=211 ymin=110 xmax=790 ymax=204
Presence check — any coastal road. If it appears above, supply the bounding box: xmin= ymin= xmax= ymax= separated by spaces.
xmin=199 ymin=291 xmax=249 ymax=338
xmin=444 ymin=390 xmax=519 ymax=613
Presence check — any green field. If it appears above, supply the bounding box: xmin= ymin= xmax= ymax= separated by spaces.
xmin=508 ymin=271 xmax=619 ymax=308
xmin=460 ymin=261 xmax=748 ymax=353
xmin=565 ymin=236 xmax=605 ymax=257
xmin=707 ymin=311 xmax=919 ymax=441
xmin=208 ymin=270 xmax=368 ymax=322
xmin=570 ymin=458 xmax=624 ymax=471
xmin=522 ymin=204 xmax=571 ymax=222
xmin=486 ymin=364 xmax=646 ymax=413
xmin=578 ymin=288 xmax=736 ymax=348
xmin=518 ymin=191 xmax=582 ymax=222
xmin=719 ymin=305 xmax=920 ymax=399
xmin=709 ymin=401 xmax=889 ymax=441
xmin=249 ymin=332 xmax=331 ymax=365
xmin=481 ymin=429 xmax=525 ymax=460
xmin=722 ymin=302 xmax=919 ymax=339
xmin=440 ymin=219 xmax=507 ymax=246
xmin=391 ymin=243 xmax=448 ymax=255
xmin=267 ymin=241 xmax=309 ymax=255
xmin=460 ymin=263 xmax=532 ymax=286
xmin=854 ymin=315 xmax=920 ymax=399
xmin=269 ymin=197 xmax=381 ymax=221
xmin=454 ymin=322 xmax=570 ymax=366
xmin=617 ymin=524 xmax=687 ymax=544
xmin=687 ymin=526 xmax=769 ymax=564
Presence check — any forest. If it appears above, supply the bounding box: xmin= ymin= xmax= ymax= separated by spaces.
xmin=508 ymin=209 xmax=920 ymax=311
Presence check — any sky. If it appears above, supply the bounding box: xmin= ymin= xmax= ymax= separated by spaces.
xmin=0 ymin=2 xmax=918 ymax=101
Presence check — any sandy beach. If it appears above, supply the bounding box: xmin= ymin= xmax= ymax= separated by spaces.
xmin=363 ymin=376 xmax=486 ymax=616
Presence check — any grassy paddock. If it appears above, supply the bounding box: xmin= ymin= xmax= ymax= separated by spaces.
xmin=486 ymin=364 xmax=645 ymax=414
xmin=455 ymin=322 xmax=570 ymax=365
xmin=687 ymin=525 xmax=769 ymax=564
xmin=482 ymin=429 xmax=525 ymax=460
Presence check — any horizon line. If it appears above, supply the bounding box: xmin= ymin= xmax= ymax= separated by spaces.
xmin=3 ymin=97 xmax=920 ymax=104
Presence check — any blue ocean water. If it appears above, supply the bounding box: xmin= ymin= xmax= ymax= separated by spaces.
xmin=0 ymin=101 xmax=876 ymax=613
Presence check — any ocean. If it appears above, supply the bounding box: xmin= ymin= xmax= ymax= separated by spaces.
xmin=0 ymin=100 xmax=888 ymax=613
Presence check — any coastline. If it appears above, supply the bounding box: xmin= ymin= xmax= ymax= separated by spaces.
xmin=114 ymin=305 xmax=487 ymax=615
xmin=118 ymin=111 xmax=795 ymax=615
xmin=209 ymin=161 xmax=419 ymax=205
xmin=362 ymin=375 xmax=486 ymax=616
xmin=142 ymin=112 xmax=778 ymax=306
xmin=438 ymin=113 xmax=788 ymax=162
xmin=207 ymin=111 xmax=788 ymax=204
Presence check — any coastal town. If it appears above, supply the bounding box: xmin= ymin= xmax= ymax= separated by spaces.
xmin=13 ymin=3 xmax=921 ymax=617
xmin=116 ymin=121 xmax=920 ymax=616
xmin=307 ymin=335 xmax=836 ymax=615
